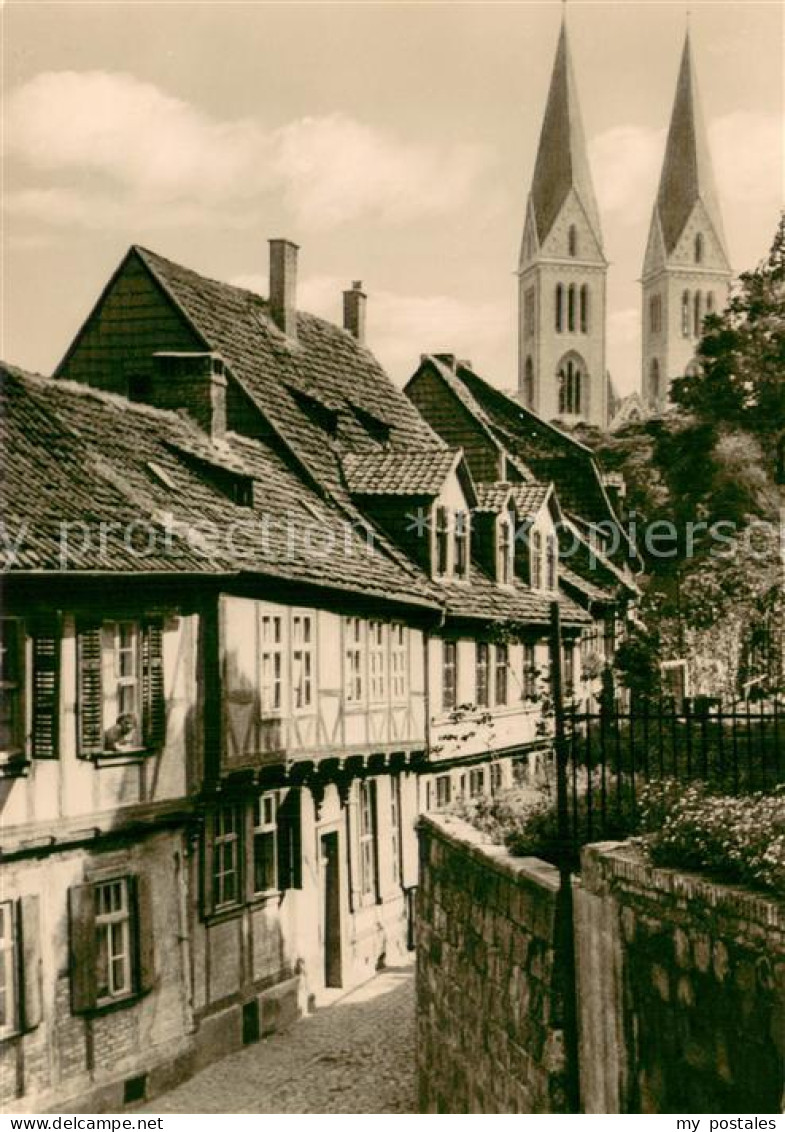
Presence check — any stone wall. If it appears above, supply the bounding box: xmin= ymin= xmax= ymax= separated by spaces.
xmin=577 ymin=843 xmax=785 ymax=1114
xmin=416 ymin=820 xmax=785 ymax=1115
xmin=416 ymin=814 xmax=569 ymax=1114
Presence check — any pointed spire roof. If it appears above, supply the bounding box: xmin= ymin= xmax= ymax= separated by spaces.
xmin=656 ymin=31 xmax=728 ymax=256
xmin=529 ymin=18 xmax=603 ymax=249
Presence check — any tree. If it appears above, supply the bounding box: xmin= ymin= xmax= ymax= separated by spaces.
xmin=671 ymin=213 xmax=785 ymax=452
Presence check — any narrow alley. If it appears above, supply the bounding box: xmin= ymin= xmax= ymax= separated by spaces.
xmin=139 ymin=965 xmax=416 ymax=1114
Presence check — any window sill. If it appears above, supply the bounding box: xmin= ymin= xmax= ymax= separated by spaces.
xmin=248 ymin=889 xmax=282 ymax=910
xmin=90 ymin=989 xmax=148 ymax=1017
xmin=91 ymin=748 xmax=159 ymax=768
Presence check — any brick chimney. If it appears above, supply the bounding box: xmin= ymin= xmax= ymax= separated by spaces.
xmin=151 ymin=352 xmax=227 ymax=439
xmin=343 ymin=281 xmax=367 ymax=344
xmin=269 ymin=238 xmax=299 ymax=339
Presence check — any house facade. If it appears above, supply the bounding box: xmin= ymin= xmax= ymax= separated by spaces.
xmin=2 ymin=234 xmax=632 ymax=1111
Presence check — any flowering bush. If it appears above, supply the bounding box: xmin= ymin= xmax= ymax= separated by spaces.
xmin=638 ymin=780 xmax=785 ymax=896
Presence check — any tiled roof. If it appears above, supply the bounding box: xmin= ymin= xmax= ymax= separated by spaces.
xmin=0 ymin=363 xmax=441 ymax=609
xmin=342 ymin=449 xmax=458 ymax=497
xmin=473 ymin=483 xmax=514 ymax=513
xmin=559 ymin=565 xmax=616 ymax=606
xmin=439 ymin=569 xmax=590 ymax=629
xmin=132 ymin=247 xmax=446 ymax=504
xmin=510 ymin=483 xmax=551 ymax=519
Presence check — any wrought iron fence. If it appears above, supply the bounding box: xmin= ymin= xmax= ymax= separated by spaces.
xmin=560 ymin=696 xmax=784 ymax=848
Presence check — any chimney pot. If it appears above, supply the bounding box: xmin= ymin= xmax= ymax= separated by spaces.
xmin=269 ymin=238 xmax=299 ymax=339
xmin=343 ymin=280 xmax=367 ymax=344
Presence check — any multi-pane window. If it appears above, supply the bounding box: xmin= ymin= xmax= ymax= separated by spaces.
xmin=490 ymin=763 xmax=503 ymax=794
xmin=0 ymin=620 xmax=23 ymax=757
xmin=0 ymin=902 xmax=17 ymax=1037
xmin=109 ymin=622 xmax=141 ymax=749
xmin=546 ymin=535 xmax=558 ymax=591
xmin=558 ymin=360 xmax=583 ymax=416
xmin=495 ymin=645 xmax=509 ymax=707
xmin=435 ymin=506 xmax=450 ymax=577
xmin=523 ymin=642 xmax=537 ymax=699
xmin=252 ymin=794 xmax=278 ymax=896
xmin=368 ymin=621 xmax=387 ymax=703
xmin=476 ymin=643 xmax=490 ymax=708
xmin=531 ymin=530 xmax=543 ymax=590
xmin=358 ymin=781 xmax=378 ymax=903
xmin=469 ymin=768 xmax=485 ymax=798
xmin=498 ymin=517 xmax=513 ymax=585
xmin=292 ymin=615 xmax=313 ymax=711
xmin=212 ymin=805 xmax=241 ymax=910
xmin=435 ymin=775 xmax=451 ymax=809
xmin=261 ymin=615 xmax=283 ymax=714
xmin=345 ymin=618 xmax=365 ymax=703
xmin=555 ymin=284 xmax=564 ymax=333
xmin=390 ymin=776 xmax=402 ymax=886
xmin=95 ymin=879 xmax=132 ymax=1004
xmin=442 ymin=641 xmax=458 ymax=711
xmin=580 ymin=285 xmax=589 ymax=333
xmin=391 ymin=625 xmax=408 ymax=701
xmin=454 ymin=512 xmax=469 ymax=580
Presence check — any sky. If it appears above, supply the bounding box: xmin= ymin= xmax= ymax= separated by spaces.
xmin=2 ymin=0 xmax=782 ymax=397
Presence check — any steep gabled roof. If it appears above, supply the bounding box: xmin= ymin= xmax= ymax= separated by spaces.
xmin=1 ymin=362 xmax=441 ymax=610
xmin=342 ymin=448 xmax=461 ymax=498
xmin=655 ymin=32 xmax=729 ymax=258
xmin=529 ymin=19 xmax=604 ymax=249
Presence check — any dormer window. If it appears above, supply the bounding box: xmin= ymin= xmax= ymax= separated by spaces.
xmin=454 ymin=512 xmax=470 ymax=580
xmin=435 ymin=506 xmax=450 ymax=577
xmin=497 ymin=515 xmax=514 ymax=586
xmin=546 ymin=534 xmax=558 ymax=591
xmin=531 ymin=530 xmax=543 ymax=589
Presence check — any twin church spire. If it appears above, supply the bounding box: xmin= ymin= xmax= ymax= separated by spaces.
xmin=518 ymin=17 xmax=730 ymax=427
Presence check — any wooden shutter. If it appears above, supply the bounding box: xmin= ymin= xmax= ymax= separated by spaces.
xmin=31 ymin=621 xmax=60 ymax=759
xmin=18 ymin=895 xmax=42 ymax=1030
xmin=77 ymin=625 xmax=103 ymax=757
xmin=277 ymin=789 xmax=302 ymax=891
xmin=68 ymin=884 xmax=97 ymax=1014
xmin=201 ymin=813 xmax=216 ymax=919
xmin=142 ymin=621 xmax=166 ymax=750
xmin=131 ymin=874 xmax=156 ymax=995
xmin=371 ymin=781 xmax=381 ymax=904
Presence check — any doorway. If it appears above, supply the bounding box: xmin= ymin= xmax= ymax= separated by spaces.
xmin=320 ymin=831 xmax=342 ymax=988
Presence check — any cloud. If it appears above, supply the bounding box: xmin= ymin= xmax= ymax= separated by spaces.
xmin=5 ymin=70 xmax=490 ymax=232
xmin=590 ymin=124 xmax=665 ymax=226
xmin=709 ymin=112 xmax=781 ymax=208
xmin=231 ymin=271 xmax=510 ymax=385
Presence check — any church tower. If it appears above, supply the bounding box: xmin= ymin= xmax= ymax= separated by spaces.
xmin=518 ymin=17 xmax=608 ymax=428
xmin=641 ymin=31 xmax=731 ymax=410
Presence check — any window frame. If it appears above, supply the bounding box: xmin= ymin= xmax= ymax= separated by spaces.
xmin=442 ymin=640 xmax=458 ymax=712
xmin=454 ymin=511 xmax=470 ymax=581
xmin=389 ymin=775 xmax=402 ymax=886
xmin=251 ymin=792 xmax=278 ymax=899
xmin=476 ymin=642 xmax=490 ymax=709
xmin=531 ymin=530 xmax=544 ymax=590
xmin=260 ymin=614 xmax=284 ymax=716
xmin=344 ymin=617 xmax=365 ymax=705
xmin=390 ymin=624 xmax=408 ymax=702
xmin=494 ymin=644 xmax=509 ymax=707
xmin=469 ymin=768 xmax=485 ymax=798
xmin=94 ymin=878 xmax=133 ymax=1006
xmin=368 ymin=620 xmax=387 ymax=704
xmin=0 ymin=900 xmax=18 ymax=1039
xmin=0 ymin=619 xmax=25 ymax=761
xmin=435 ymin=774 xmax=452 ymax=809
xmin=497 ymin=515 xmax=514 ymax=586
xmin=291 ymin=614 xmax=314 ymax=713
xmin=358 ymin=780 xmax=379 ymax=905
xmin=105 ymin=621 xmax=143 ymax=751
xmin=212 ymin=804 xmax=242 ymax=912
xmin=522 ymin=642 xmax=537 ymax=700
xmin=434 ymin=505 xmax=451 ymax=578
xmin=546 ymin=534 xmax=558 ymax=591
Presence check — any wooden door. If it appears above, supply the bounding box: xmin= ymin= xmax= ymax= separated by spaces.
xmin=320 ymin=831 xmax=342 ymax=988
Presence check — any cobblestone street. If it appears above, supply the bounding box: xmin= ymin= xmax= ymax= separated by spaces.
xmin=140 ymin=965 xmax=416 ymax=1114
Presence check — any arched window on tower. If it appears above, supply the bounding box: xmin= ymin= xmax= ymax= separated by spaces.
xmin=693 ymin=291 xmax=702 ymax=338
xmin=524 ymin=357 xmax=534 ymax=408
xmin=567 ymin=284 xmax=576 ymax=332
xmin=694 ymin=233 xmax=704 ymax=264
xmin=555 ymin=284 xmax=564 ymax=333
xmin=557 ymin=357 xmax=585 ymax=416
xmin=568 ymin=225 xmax=578 ymax=257
xmin=706 ymin=291 xmax=715 ymax=315
xmin=650 ymin=294 xmax=662 ymax=335
xmin=580 ymin=285 xmax=589 ymax=333
xmin=681 ymin=291 xmax=691 ymax=337
xmin=649 ymin=358 xmax=660 ymax=407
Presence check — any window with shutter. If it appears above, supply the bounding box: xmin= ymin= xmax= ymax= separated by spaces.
xmin=276 ymin=789 xmax=302 ymax=892
xmin=69 ymin=875 xmax=151 ymax=1013
xmin=0 ymin=620 xmax=25 ymax=761
xmin=32 ymin=622 xmax=60 ymax=759
xmin=68 ymin=883 xmax=97 ymax=1013
xmin=141 ymin=621 xmax=166 ymax=749
xmin=0 ymin=901 xmax=18 ymax=1036
xmin=77 ymin=625 xmax=104 ymax=757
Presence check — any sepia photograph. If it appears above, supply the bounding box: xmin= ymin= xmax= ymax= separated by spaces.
xmin=1 ymin=0 xmax=783 ymax=1118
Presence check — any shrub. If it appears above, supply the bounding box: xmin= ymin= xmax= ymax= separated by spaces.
xmin=638 ymin=780 xmax=785 ymax=896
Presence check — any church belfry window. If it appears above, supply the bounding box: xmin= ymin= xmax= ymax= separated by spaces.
xmin=555 ymin=285 xmax=564 ymax=333
xmin=580 ymin=285 xmax=589 ymax=333
xmin=681 ymin=291 xmax=691 ymax=337
xmin=693 ymin=291 xmax=702 ymax=338
xmin=650 ymin=294 xmax=662 ymax=335
xmin=568 ymin=225 xmax=578 ymax=257
xmin=567 ymin=285 xmax=576 ymax=332
xmin=558 ymin=357 xmax=584 ymax=416
xmin=706 ymin=291 xmax=715 ymax=314
xmin=694 ymin=233 xmax=704 ymax=264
